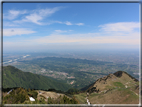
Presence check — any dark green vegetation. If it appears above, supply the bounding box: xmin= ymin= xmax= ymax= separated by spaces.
xmin=11 ymin=56 xmax=139 ymax=89
xmin=2 ymin=67 xmax=140 ymax=104
xmin=47 ymin=95 xmax=78 ymax=104
xmin=2 ymin=87 xmax=78 ymax=104
xmin=3 ymin=51 xmax=140 ymax=104
xmin=66 ymin=88 xmax=80 ymax=95
xmin=3 ymin=87 xmax=29 ymax=104
xmin=3 ymin=66 xmax=71 ymax=92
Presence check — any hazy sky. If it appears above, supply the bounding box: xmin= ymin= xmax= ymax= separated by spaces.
xmin=3 ymin=3 xmax=140 ymax=52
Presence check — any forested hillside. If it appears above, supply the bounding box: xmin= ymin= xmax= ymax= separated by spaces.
xmin=3 ymin=65 xmax=71 ymax=91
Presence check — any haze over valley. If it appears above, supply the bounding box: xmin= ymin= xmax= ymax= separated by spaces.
xmin=3 ymin=49 xmax=140 ymax=89
xmin=2 ymin=2 xmax=140 ymax=105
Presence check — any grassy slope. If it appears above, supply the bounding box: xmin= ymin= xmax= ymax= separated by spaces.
xmin=74 ymin=93 xmax=87 ymax=104
xmin=88 ymin=73 xmax=139 ymax=104
xmin=75 ymin=71 xmax=139 ymax=104
xmin=89 ymin=87 xmax=139 ymax=104
xmin=3 ymin=65 xmax=71 ymax=92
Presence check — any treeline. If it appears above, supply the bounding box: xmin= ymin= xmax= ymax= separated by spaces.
xmin=47 ymin=95 xmax=78 ymax=104
xmin=3 ymin=65 xmax=71 ymax=91
xmin=2 ymin=87 xmax=78 ymax=104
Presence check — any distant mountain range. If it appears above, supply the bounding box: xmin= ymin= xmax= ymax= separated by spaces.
xmin=3 ymin=65 xmax=71 ymax=92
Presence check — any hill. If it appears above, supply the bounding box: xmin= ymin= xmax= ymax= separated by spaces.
xmin=2 ymin=87 xmax=78 ymax=104
xmin=3 ymin=66 xmax=140 ymax=104
xmin=3 ymin=65 xmax=71 ymax=92
xmin=75 ymin=71 xmax=139 ymax=104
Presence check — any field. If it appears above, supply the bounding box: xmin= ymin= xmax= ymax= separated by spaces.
xmin=8 ymin=55 xmax=139 ymax=89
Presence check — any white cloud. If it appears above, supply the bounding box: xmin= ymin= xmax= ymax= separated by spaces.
xmin=99 ymin=22 xmax=140 ymax=32
xmin=33 ymin=22 xmax=138 ymax=45
xmin=27 ymin=30 xmax=139 ymax=45
xmin=47 ymin=21 xmax=84 ymax=26
xmin=76 ymin=23 xmax=84 ymax=26
xmin=4 ymin=10 xmax=27 ymax=20
xmin=24 ymin=13 xmax=43 ymax=25
xmin=38 ymin=7 xmax=61 ymax=17
xmin=55 ymin=30 xmax=67 ymax=33
xmin=13 ymin=7 xmax=62 ymax=25
xmin=4 ymin=22 xmax=140 ymax=50
xmin=6 ymin=8 xmax=84 ymax=26
xmin=3 ymin=28 xmax=36 ymax=36
xmin=65 ymin=21 xmax=72 ymax=25
xmin=64 ymin=22 xmax=84 ymax=26
xmin=54 ymin=30 xmax=73 ymax=33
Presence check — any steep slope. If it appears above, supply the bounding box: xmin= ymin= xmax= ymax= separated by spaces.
xmin=86 ymin=71 xmax=138 ymax=93
xmin=88 ymin=87 xmax=139 ymax=104
xmin=2 ymin=87 xmax=78 ymax=104
xmin=3 ymin=65 xmax=71 ymax=92
xmin=75 ymin=71 xmax=139 ymax=104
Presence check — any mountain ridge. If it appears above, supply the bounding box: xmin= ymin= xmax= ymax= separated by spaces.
xmin=114 ymin=71 xmax=138 ymax=82
xmin=86 ymin=71 xmax=139 ymax=93
xmin=3 ymin=65 xmax=71 ymax=92
xmin=75 ymin=71 xmax=139 ymax=104
xmin=2 ymin=65 xmax=140 ymax=104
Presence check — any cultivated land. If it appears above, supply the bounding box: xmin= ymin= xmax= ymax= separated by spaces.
xmin=3 ymin=66 xmax=140 ymax=104
xmin=3 ymin=51 xmax=140 ymax=104
xmin=4 ymin=51 xmax=139 ymax=89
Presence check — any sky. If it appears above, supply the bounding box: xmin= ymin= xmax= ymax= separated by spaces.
xmin=3 ymin=3 xmax=140 ymax=53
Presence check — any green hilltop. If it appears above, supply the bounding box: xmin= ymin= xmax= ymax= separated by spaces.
xmin=2 ymin=65 xmax=140 ymax=104
xmin=75 ymin=71 xmax=139 ymax=104
xmin=3 ymin=65 xmax=71 ymax=92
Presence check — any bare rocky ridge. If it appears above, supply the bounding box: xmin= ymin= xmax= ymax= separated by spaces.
xmin=114 ymin=71 xmax=138 ymax=82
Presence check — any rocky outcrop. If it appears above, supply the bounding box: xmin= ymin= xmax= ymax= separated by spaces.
xmin=114 ymin=71 xmax=138 ymax=82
